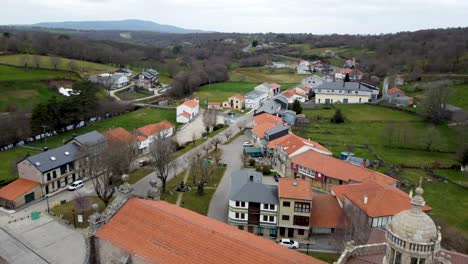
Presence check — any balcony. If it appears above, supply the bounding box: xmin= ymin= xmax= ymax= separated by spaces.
xmin=248 ymin=202 xmax=260 ymax=214
xmin=248 ymin=214 xmax=259 ymax=225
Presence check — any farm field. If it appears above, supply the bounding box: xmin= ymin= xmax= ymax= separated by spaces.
xmin=293 ymin=104 xmax=468 ymax=234
xmin=195 ymin=81 xmax=297 ymax=103
xmin=0 ymin=65 xmax=80 ymax=111
xmin=229 ymin=67 xmax=305 ymax=83
xmin=0 ymin=108 xmax=176 ymax=184
xmin=0 ymin=54 xmax=116 ymax=77
xmin=287 ymin=45 xmax=375 ymax=66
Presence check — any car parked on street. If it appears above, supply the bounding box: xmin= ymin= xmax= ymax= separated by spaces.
xmin=68 ymin=180 xmax=84 ymax=191
xmin=243 ymin=141 xmax=253 ymax=147
xmin=278 ymin=238 xmax=299 ymax=249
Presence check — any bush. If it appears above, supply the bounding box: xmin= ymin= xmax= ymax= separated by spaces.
xmin=213 ymin=123 xmax=225 ymax=131
xmin=255 ymin=165 xmax=272 ymax=175
xmin=331 ymin=109 xmax=345 ymax=123
xmin=248 ymin=159 xmax=256 ymax=166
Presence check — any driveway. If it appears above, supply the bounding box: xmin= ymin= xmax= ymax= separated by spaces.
xmin=175 ymin=109 xmax=226 ymax=146
xmin=207 ymin=133 xmax=246 ymax=222
xmin=0 ymin=214 xmax=85 ymax=264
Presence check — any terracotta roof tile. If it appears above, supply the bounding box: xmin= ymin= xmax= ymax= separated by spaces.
xmin=271 ymin=83 xmax=281 ymax=90
xmin=178 ymin=111 xmax=191 ymax=118
xmin=310 ymin=194 xmax=349 ymax=228
xmin=96 ymin=198 xmax=324 ymax=264
xmin=137 ymin=120 xmax=174 ymax=137
xmin=208 ymin=102 xmax=221 ymax=105
xmin=253 ymin=113 xmax=284 ymax=125
xmin=231 ymin=93 xmax=245 ymax=100
xmin=181 ymin=99 xmax=198 ymax=108
xmin=388 ymin=87 xmax=405 ymax=94
xmin=331 ymin=181 xmax=431 ymax=218
xmin=278 ymin=178 xmax=313 ymax=201
xmin=252 ymin=122 xmax=278 ymax=140
xmin=0 ymin=178 xmax=39 ymax=201
xmin=291 ymin=150 xmax=397 ymax=185
xmin=104 ymin=127 xmax=135 ymax=143
xmin=337 ymin=68 xmax=363 ymax=76
xmin=267 ymin=134 xmax=331 ymax=156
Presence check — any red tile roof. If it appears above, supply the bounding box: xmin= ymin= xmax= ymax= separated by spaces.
xmin=252 ymin=122 xmax=278 ymax=140
xmin=137 ymin=120 xmax=174 ymax=137
xmin=291 ymin=150 xmax=397 ymax=186
xmin=337 ymin=68 xmax=363 ymax=76
xmin=181 ymin=99 xmax=198 ymax=108
xmin=310 ymin=194 xmax=348 ymax=228
xmin=104 ymin=127 xmax=135 ymax=144
xmin=278 ymin=178 xmax=313 ymax=201
xmin=267 ymin=134 xmax=332 ymax=156
xmin=178 ymin=111 xmax=191 ymax=118
xmin=331 ymin=181 xmax=431 ymax=218
xmin=388 ymin=87 xmax=405 ymax=94
xmin=0 ymin=178 xmax=39 ymax=201
xmin=96 ymin=198 xmax=324 ymax=264
xmin=253 ymin=113 xmax=284 ymax=125
xmin=230 ymin=93 xmax=245 ymax=100
xmin=271 ymin=83 xmax=281 ymax=90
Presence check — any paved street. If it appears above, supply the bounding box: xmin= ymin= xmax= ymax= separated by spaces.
xmin=175 ymin=109 xmax=226 ymax=145
xmin=1 ymin=214 xmax=85 ymax=264
xmin=207 ymin=133 xmax=246 ymax=222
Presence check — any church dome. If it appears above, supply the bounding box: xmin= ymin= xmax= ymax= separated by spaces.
xmin=387 ymin=187 xmax=438 ymax=244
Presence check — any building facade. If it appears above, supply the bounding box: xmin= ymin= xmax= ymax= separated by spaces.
xmin=245 ymin=90 xmax=268 ymax=109
xmin=176 ymin=99 xmax=199 ymax=123
xmin=314 ymin=81 xmax=379 ymax=104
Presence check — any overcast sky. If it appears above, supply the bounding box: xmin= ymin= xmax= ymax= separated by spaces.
xmin=3 ymin=0 xmax=468 ymax=34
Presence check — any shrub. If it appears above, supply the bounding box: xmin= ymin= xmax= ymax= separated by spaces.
xmin=248 ymin=159 xmax=256 ymax=166
xmin=331 ymin=109 xmax=345 ymax=123
xmin=214 ymin=123 xmax=225 ymax=131
xmin=255 ymin=165 xmax=272 ymax=175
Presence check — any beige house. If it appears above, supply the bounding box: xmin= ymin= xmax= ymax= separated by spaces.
xmin=314 ymin=81 xmax=379 ymax=104
xmin=227 ymin=94 xmax=245 ymax=110
xmin=0 ymin=178 xmax=42 ymax=209
xmin=277 ymin=178 xmax=313 ymax=241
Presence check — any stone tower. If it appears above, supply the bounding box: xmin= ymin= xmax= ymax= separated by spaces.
xmin=384 ymin=186 xmax=441 ymax=264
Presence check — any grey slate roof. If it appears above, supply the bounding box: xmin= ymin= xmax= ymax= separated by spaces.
xmin=265 ymin=125 xmax=289 ymax=136
xmin=231 ymin=182 xmax=279 ymax=205
xmin=245 ymin=90 xmax=266 ymax=100
xmin=27 ymin=143 xmax=85 ymax=173
xmin=315 ymin=81 xmax=378 ymax=92
xmin=73 ymin=131 xmax=106 ymax=147
xmin=230 ymin=170 xmax=263 ymax=199
xmin=116 ymin=68 xmax=133 ymax=74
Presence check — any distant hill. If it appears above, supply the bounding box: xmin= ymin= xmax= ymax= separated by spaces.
xmin=30 ymin=19 xmax=207 ymax=34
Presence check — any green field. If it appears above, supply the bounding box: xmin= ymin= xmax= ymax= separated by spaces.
xmin=0 ymin=54 xmax=116 ymax=77
xmin=0 ymin=65 xmax=80 ymax=111
xmin=0 ymin=108 xmax=176 ymax=184
xmin=448 ymin=83 xmax=468 ymax=110
xmin=287 ymin=45 xmax=376 ymax=67
xmin=229 ymin=67 xmax=306 ymax=83
xmin=195 ymin=81 xmax=298 ymax=103
xmin=294 ymin=104 xmax=468 ymax=234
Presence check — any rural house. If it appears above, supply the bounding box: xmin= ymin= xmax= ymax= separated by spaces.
xmin=0 ymin=178 xmax=42 ymax=209
xmin=134 ymin=120 xmax=175 ymax=153
xmin=227 ymin=93 xmax=245 ymax=110
xmin=386 ymin=87 xmax=414 ymax=106
xmin=176 ymin=99 xmax=199 ymax=123
xmin=245 ymin=90 xmax=268 ymax=109
xmin=334 ymin=68 xmax=363 ymax=80
xmin=314 ymin=81 xmax=379 ymax=104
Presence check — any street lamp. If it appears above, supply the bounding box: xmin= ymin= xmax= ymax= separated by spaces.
xmin=306 ymin=242 xmax=310 ymax=254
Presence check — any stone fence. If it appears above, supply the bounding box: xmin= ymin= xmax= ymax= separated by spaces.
xmin=334 ymin=241 xmax=386 ymax=264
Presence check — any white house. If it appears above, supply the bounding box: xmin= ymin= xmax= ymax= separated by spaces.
xmin=301 ymin=75 xmax=330 ymax=88
xmin=314 ymin=81 xmax=379 ymax=104
xmin=296 ymin=60 xmax=311 ymax=74
xmin=334 ymin=68 xmax=363 ymax=81
xmin=134 ymin=120 xmax=175 ymax=153
xmin=176 ymin=99 xmax=200 ymax=123
xmin=245 ymin=90 xmax=268 ymax=109
xmin=254 ymin=82 xmax=280 ymax=98
xmin=110 ymin=74 xmax=129 ymax=89
xmin=282 ymin=88 xmax=307 ymax=104
xmin=115 ymin=68 xmax=134 ymax=77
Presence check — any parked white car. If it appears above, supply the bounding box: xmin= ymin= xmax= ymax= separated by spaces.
xmin=68 ymin=180 xmax=84 ymax=191
xmin=243 ymin=141 xmax=253 ymax=147
xmin=278 ymin=238 xmax=299 ymax=249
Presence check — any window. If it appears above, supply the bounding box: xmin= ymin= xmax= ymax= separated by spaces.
xmin=294 ymin=202 xmax=311 ymax=213
xmin=53 ymin=171 xmax=57 ymax=179
xmin=241 ymin=202 xmax=246 ymax=207
xmin=269 ymin=216 xmax=274 ymax=222
xmin=269 ymin=204 xmax=275 ymax=210
xmin=47 ymin=174 xmax=51 ymax=181
xmin=293 ymin=216 xmax=310 ymax=226
xmin=235 ymin=201 xmax=240 ymax=207
xmin=343 ymin=98 xmax=348 ymax=104
xmin=263 ymin=215 xmax=268 ymax=221
xmin=270 ymin=228 xmax=277 ymax=237
xmin=298 ymin=229 xmax=305 ymax=235
xmin=240 ymin=213 xmax=245 ymax=219
xmin=258 ymin=227 xmax=264 ymax=235
xmin=235 ymin=212 xmax=239 ymax=218
xmin=282 ymin=215 xmax=290 ymax=221
xmin=283 ymin=201 xmax=291 ymax=207
xmin=238 ymin=226 xmax=244 ymax=230
xmin=395 ymin=251 xmax=402 ymax=264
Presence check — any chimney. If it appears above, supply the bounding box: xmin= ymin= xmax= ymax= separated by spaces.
xmin=43 ymin=147 xmax=48 ymax=152
xmin=363 ymin=195 xmax=368 ymax=205
xmin=293 ymin=180 xmax=298 ymax=186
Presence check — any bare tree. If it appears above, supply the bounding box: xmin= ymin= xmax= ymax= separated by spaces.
xmin=148 ymin=133 xmax=176 ymax=193
xmin=20 ymin=55 xmax=29 ymax=68
xmin=224 ymin=129 xmax=233 ymax=142
xmin=32 ymin=55 xmax=41 ymax=68
xmin=213 ymin=149 xmax=223 ymax=166
xmin=236 ymin=120 xmax=246 ymax=132
xmin=68 ymin=60 xmax=78 ymax=72
xmin=422 ymin=125 xmax=438 ymax=150
xmin=87 ymin=139 xmax=137 ymax=206
xmin=50 ymin=56 xmax=62 ymax=70
xmin=202 ymin=141 xmax=212 ymax=155
xmin=240 ymin=152 xmax=249 ymax=167
xmin=191 ymin=131 xmax=197 ymax=145
xmin=211 ymin=136 xmax=223 ymax=151
xmin=203 ymin=109 xmax=217 ymax=133
xmin=420 ymin=80 xmax=452 ymax=124
xmin=74 ymin=192 xmax=88 ymax=213
xmin=196 ymin=161 xmax=216 ymax=196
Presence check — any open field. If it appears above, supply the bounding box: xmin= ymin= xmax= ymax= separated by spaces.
xmin=448 ymin=83 xmax=468 ymax=110
xmin=287 ymin=45 xmax=375 ymax=67
xmin=0 ymin=54 xmax=116 ymax=77
xmin=0 ymin=108 xmax=176 ymax=184
xmin=229 ymin=67 xmax=305 ymax=83
xmin=195 ymin=81 xmax=298 ymax=102
xmin=0 ymin=65 xmax=80 ymax=111
xmin=293 ymin=104 xmax=467 ymax=233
